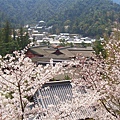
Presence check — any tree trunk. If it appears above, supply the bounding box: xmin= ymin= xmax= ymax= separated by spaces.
xmin=18 ymin=83 xmax=24 ymax=120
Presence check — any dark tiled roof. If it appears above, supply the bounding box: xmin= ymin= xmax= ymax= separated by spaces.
xmin=28 ymin=46 xmax=93 ymax=64
xmin=34 ymin=81 xmax=72 ymax=109
xmin=44 ymin=48 xmax=74 ymax=58
xmin=68 ymin=47 xmax=93 ymax=51
xmin=30 ymin=81 xmax=96 ymax=120
xmin=68 ymin=47 xmax=93 ymax=57
xmin=29 ymin=47 xmax=75 ymax=63
xmin=30 ymin=47 xmax=48 ymax=56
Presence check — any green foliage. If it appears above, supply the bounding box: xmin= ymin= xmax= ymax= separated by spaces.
xmin=59 ymin=39 xmax=67 ymax=47
xmin=69 ymin=42 xmax=74 ymax=47
xmin=64 ymin=75 xmax=71 ymax=80
xmin=0 ymin=0 xmax=78 ymax=27
xmin=50 ymin=0 xmax=120 ymax=37
xmin=0 ymin=22 xmax=30 ymax=56
xmin=4 ymin=91 xmax=14 ymax=99
xmin=0 ymin=0 xmax=120 ymax=37
xmin=93 ymin=40 xmax=107 ymax=58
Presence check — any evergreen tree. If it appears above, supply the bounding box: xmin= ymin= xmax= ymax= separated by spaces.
xmin=4 ymin=21 xmax=11 ymax=43
xmin=0 ymin=23 xmax=30 ymax=56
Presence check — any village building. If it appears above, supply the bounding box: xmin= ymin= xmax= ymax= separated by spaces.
xmin=27 ymin=80 xmax=96 ymax=120
xmin=25 ymin=46 xmax=93 ymax=65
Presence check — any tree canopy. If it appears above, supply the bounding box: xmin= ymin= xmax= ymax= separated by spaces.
xmin=0 ymin=22 xmax=30 ymax=56
xmin=0 ymin=0 xmax=120 ymax=37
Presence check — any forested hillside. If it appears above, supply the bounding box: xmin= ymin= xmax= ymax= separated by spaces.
xmin=51 ymin=0 xmax=120 ymax=37
xmin=0 ymin=0 xmax=120 ymax=37
xmin=0 ymin=0 xmax=78 ymax=26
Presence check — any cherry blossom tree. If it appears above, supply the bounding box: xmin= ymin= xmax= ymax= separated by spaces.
xmin=99 ymin=31 xmax=120 ymax=119
xmin=38 ymin=31 xmax=120 ymax=120
xmin=67 ymin=31 xmax=120 ymax=119
xmin=0 ymin=30 xmax=119 ymax=120
xmin=30 ymin=55 xmax=117 ymax=120
xmin=0 ymin=50 xmax=64 ymax=120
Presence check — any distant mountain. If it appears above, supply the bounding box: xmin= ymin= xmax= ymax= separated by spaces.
xmin=51 ymin=0 xmax=120 ymax=37
xmin=0 ymin=0 xmax=78 ymax=26
xmin=0 ymin=0 xmax=120 ymax=37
